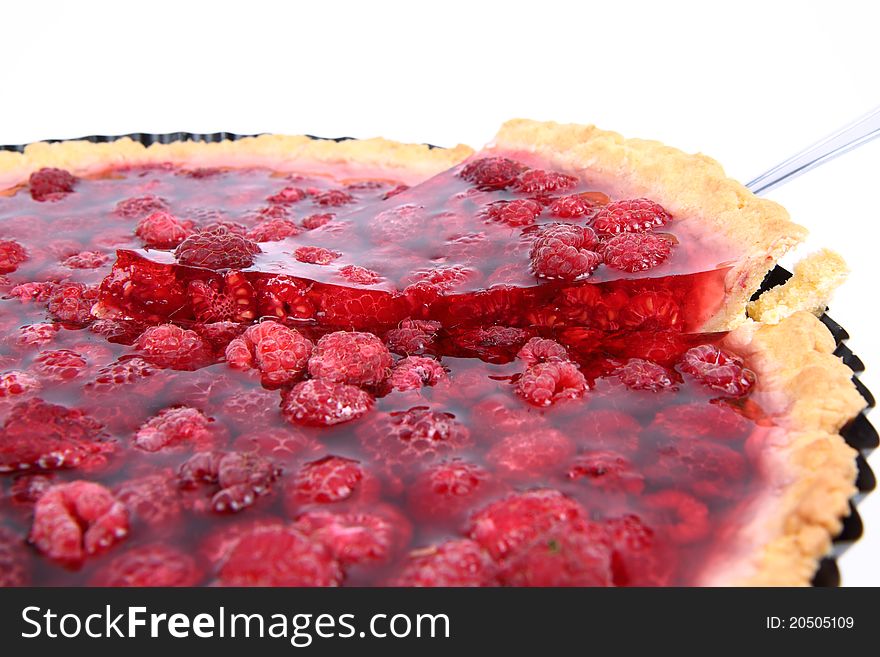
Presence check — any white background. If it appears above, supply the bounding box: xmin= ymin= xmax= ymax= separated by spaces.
xmin=2 ymin=0 xmax=879 ymax=585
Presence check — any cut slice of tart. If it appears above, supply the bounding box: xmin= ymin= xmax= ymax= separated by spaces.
xmin=0 ymin=122 xmax=865 ymax=587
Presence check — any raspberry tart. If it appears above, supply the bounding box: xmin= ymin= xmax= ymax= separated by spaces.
xmin=0 ymin=121 xmax=867 ymax=587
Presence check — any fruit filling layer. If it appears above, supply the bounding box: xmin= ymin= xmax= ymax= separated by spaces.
xmin=0 ymin=155 xmax=766 ymax=586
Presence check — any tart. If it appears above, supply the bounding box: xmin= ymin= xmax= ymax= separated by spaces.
xmin=0 ymin=121 xmax=865 ymax=587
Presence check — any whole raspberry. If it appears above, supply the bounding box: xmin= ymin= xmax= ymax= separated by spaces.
xmin=0 ymin=370 xmax=42 ymax=397
xmin=648 ymin=435 xmax=746 ymax=499
xmin=217 ymin=526 xmax=342 ymax=586
xmin=603 ymin=514 xmax=674 ymax=586
xmin=178 ymin=450 xmax=281 ymax=513
xmin=247 ymin=218 xmax=302 ymax=242
xmin=233 ymin=427 xmax=320 ymax=460
xmin=449 ymin=325 xmax=530 ymax=362
xmin=227 ymin=321 xmax=314 ymax=386
xmin=0 ymin=240 xmax=28 ymax=273
xmin=281 ymin=379 xmax=374 ymax=427
xmin=498 ymin=529 xmax=612 ymax=587
xmin=570 ymin=410 xmax=642 ymax=453
xmin=294 ymin=508 xmax=410 ymax=567
xmin=0 ymin=527 xmax=30 ymax=587
xmin=91 ymin=544 xmax=202 ymax=586
xmin=385 ymin=319 xmax=441 ymax=355
xmin=294 ymin=245 xmax=341 ymax=265
xmin=33 ymin=349 xmax=88 ymax=380
xmin=517 ymin=360 xmax=588 ymax=406
xmin=466 ymin=489 xmax=590 ymax=561
xmin=29 ymin=167 xmax=77 ymax=201
xmin=267 ymin=186 xmax=307 ymax=204
xmin=529 ymin=223 xmax=601 ymax=280
xmin=61 ymin=250 xmax=109 ymax=269
xmin=643 ymin=490 xmax=710 ymax=545
xmin=308 ymin=331 xmax=392 ymax=387
xmin=301 ymin=213 xmax=335 ymax=230
xmin=480 ymin=198 xmax=542 ymax=226
xmin=459 ymin=157 xmax=526 ymax=191
xmin=547 ymin=192 xmax=605 ymax=219
xmin=679 ymin=344 xmax=756 ymax=397
xmin=339 ymin=264 xmax=382 ymax=285
xmin=567 ymin=451 xmax=645 ymax=494
xmin=616 ymin=358 xmax=675 ymax=391
xmin=388 ymin=356 xmax=448 ymax=392
xmin=29 ymin=481 xmax=129 ymax=565
xmin=512 ymin=169 xmax=578 ymax=195
xmin=407 ymin=265 xmax=476 ymax=292
xmin=486 ymin=429 xmax=574 ymax=478
xmin=602 ymin=232 xmax=674 ymax=272
xmin=16 ymin=322 xmax=59 ymax=347
xmin=591 ymin=198 xmax=671 ymax=235
xmin=312 ymin=189 xmax=353 ymax=207
xmin=114 ymin=472 xmax=182 ymax=526
xmin=469 ymin=396 xmax=547 ymax=434
xmin=136 ymin=323 xmax=212 ymax=370
xmin=135 ymin=211 xmax=194 ymax=248
xmin=0 ymin=399 xmax=108 ymax=472
xmin=516 ymin=336 xmax=568 ymax=366
xmin=648 ymin=402 xmax=751 ymax=441
xmin=286 ymin=455 xmax=379 ymax=509
xmin=407 ymin=461 xmax=500 ymax=522
xmin=388 ymin=539 xmax=497 ymax=587
xmin=175 ymin=228 xmax=261 ymax=270
xmin=47 ymin=282 xmax=97 ymax=325
xmin=85 ymin=357 xmax=157 ymax=393
xmin=133 ymin=406 xmax=216 ymax=452
xmin=114 ymin=195 xmax=169 ymax=219
xmin=8 ymin=280 xmax=56 ymax=303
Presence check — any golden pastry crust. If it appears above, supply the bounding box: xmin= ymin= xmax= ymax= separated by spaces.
xmin=489 ymin=119 xmax=809 ymax=331
xmin=0 ymin=134 xmax=475 ymax=190
xmin=699 ymin=311 xmax=865 ymax=586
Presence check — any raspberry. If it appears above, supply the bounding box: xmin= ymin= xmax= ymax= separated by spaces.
xmin=383 ymin=184 xmax=410 ymax=199
xmin=233 ymin=428 xmax=320 ymax=460
xmin=388 ymin=539 xmax=497 ymax=587
xmin=592 ymin=198 xmax=671 ymax=236
xmin=469 ymin=397 xmax=547 ymax=434
xmin=407 ymin=265 xmax=476 ymax=292
xmin=313 ymin=189 xmax=353 ymax=207
xmin=29 ymin=167 xmax=77 ymax=201
xmin=319 ymin=288 xmax=402 ymax=329
xmin=85 ymin=357 xmax=157 ymax=393
xmin=529 ymin=223 xmax=601 ymax=280
xmin=648 ymin=402 xmax=751 ymax=441
xmin=648 ymin=435 xmax=746 ymax=498
xmin=467 ymin=489 xmax=590 ymax=561
xmin=516 ymin=337 xmax=568 ymax=366
xmin=114 ymin=195 xmax=169 ymax=219
xmin=567 ymin=451 xmax=645 ymax=494
xmin=301 ymin=213 xmax=334 ymax=230
xmin=114 ymin=472 xmax=182 ymax=526
xmin=679 ymin=344 xmax=756 ymax=397
xmin=33 ymin=349 xmax=87 ymax=380
xmin=0 ymin=527 xmax=30 ymax=587
xmin=133 ymin=406 xmax=216 ymax=452
xmin=0 ymin=240 xmax=28 ymax=273
xmin=135 ymin=211 xmax=194 ymax=248
xmin=255 ymin=276 xmax=315 ymax=320
xmin=217 ymin=526 xmax=342 ymax=586
xmin=512 ymin=169 xmax=578 ymax=195
xmin=309 ymin=331 xmax=392 ymax=387
xmin=643 ymin=490 xmax=710 ymax=545
xmin=47 ymin=282 xmax=97 ymax=325
xmin=370 ymin=204 xmax=427 ymax=243
xmin=0 ymin=370 xmax=41 ymax=397
xmin=178 ymin=450 xmax=281 ymax=513
xmin=616 ymin=358 xmax=675 ymax=391
xmin=0 ymin=399 xmax=108 ymax=472
xmin=227 ymin=321 xmax=314 ymax=386
xmin=449 ymin=326 xmax=530 ymax=363
xmin=174 ymin=228 xmax=261 ymax=270
xmin=498 ymin=529 xmax=612 ymax=587
xmin=29 ymin=481 xmax=129 ymax=565
xmin=388 ymin=356 xmax=448 ymax=391
xmin=339 ymin=264 xmax=382 ymax=285
xmin=91 ymin=544 xmax=202 ymax=586
xmin=8 ymin=473 xmax=55 ymax=507
xmin=294 ymin=245 xmax=341 ymax=265
xmin=620 ymin=291 xmax=681 ymax=330
xmin=16 ymin=322 xmax=59 ymax=347
xmin=281 ymin=379 xmax=374 ymax=427
xmin=480 ymin=199 xmax=542 ymax=226
xmin=188 ymin=272 xmax=257 ymax=323
xmin=247 ymin=218 xmax=301 ymax=242
xmin=136 ymin=323 xmax=212 ymax=370
xmin=517 ymin=360 xmax=588 ymax=406
xmin=385 ymin=319 xmax=441 ymax=355
xmin=98 ymin=251 xmax=187 ymax=319
xmin=547 ymin=192 xmax=607 ymax=219
xmin=459 ymin=157 xmax=525 ymax=190
xmin=8 ymin=281 xmax=56 ymax=303
xmin=602 ymin=232 xmax=674 ymax=272
xmin=286 ymin=455 xmax=379 ymax=509
xmin=486 ymin=429 xmax=574 ymax=478
xmin=573 ymin=410 xmax=641 ymax=453
xmin=407 ymin=461 xmax=499 ymax=521
xmin=359 ymin=407 xmax=472 ymax=472
xmin=193 ymin=320 xmax=245 ymax=353
xmin=294 ymin=508 xmax=409 ymax=567
xmin=61 ymin=250 xmax=109 ymax=269
xmin=267 ymin=186 xmax=307 ymax=204
xmin=603 ymin=514 xmax=672 ymax=586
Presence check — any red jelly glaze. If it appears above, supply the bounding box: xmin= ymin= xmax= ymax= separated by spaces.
xmin=0 ymin=154 xmax=765 ymax=586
